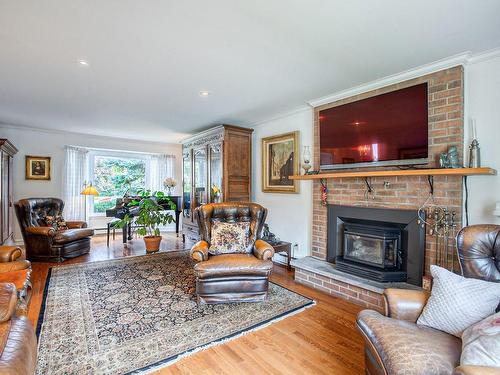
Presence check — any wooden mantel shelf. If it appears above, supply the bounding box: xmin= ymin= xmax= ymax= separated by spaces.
xmin=290 ymin=167 xmax=497 ymax=180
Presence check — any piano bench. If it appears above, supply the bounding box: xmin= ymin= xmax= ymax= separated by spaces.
xmin=107 ymin=219 xmax=121 ymax=247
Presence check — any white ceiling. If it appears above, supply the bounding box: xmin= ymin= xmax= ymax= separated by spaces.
xmin=1 ymin=0 xmax=500 ymax=143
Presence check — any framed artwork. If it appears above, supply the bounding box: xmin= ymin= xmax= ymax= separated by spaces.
xmin=261 ymin=131 xmax=299 ymax=193
xmin=25 ymin=155 xmax=51 ymax=180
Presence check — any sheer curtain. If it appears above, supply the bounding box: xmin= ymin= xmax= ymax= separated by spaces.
xmin=148 ymin=154 xmax=175 ymax=193
xmin=62 ymin=146 xmax=89 ymax=220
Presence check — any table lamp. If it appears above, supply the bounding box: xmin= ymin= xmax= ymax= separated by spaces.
xmin=81 ymin=182 xmax=99 ymax=221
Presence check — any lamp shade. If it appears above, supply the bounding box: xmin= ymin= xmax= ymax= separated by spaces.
xmin=80 ymin=185 xmax=99 ymax=196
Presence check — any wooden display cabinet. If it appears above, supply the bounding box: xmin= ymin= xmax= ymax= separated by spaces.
xmin=181 ymin=125 xmax=253 ymax=242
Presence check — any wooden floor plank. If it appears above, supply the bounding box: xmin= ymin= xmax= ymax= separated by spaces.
xmin=26 ymin=234 xmax=365 ymax=374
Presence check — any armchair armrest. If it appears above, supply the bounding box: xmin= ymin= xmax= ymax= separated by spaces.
xmin=0 ymin=283 xmax=17 ymax=323
xmin=66 ymin=221 xmax=88 ymax=229
xmin=25 ymin=226 xmax=55 ymax=236
xmin=0 ymin=260 xmax=31 ymax=273
xmin=454 ymin=366 xmax=500 ymax=375
xmin=253 ymin=239 xmax=275 ymax=260
xmin=191 ymin=241 xmax=209 ymax=262
xmin=383 ymin=288 xmax=429 ymax=323
xmin=0 ymin=246 xmax=23 ymax=262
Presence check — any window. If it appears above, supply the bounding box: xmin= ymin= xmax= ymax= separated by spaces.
xmin=91 ymin=155 xmax=147 ymax=214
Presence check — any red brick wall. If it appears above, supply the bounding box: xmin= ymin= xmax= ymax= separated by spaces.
xmin=311 ymin=66 xmax=464 ymax=276
xmin=295 ymin=268 xmax=384 ymax=312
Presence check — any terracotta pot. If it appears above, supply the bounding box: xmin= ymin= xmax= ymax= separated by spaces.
xmin=143 ymin=235 xmax=162 ymax=252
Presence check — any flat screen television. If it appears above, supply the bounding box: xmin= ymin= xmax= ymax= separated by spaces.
xmin=319 ymin=83 xmax=428 ymax=170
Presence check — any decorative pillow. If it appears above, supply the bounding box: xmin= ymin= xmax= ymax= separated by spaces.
xmin=44 ymin=215 xmax=68 ymax=231
xmin=417 ymin=265 xmax=500 ymax=337
xmin=208 ymin=221 xmax=250 ymax=255
xmin=461 ymin=312 xmax=500 ymax=367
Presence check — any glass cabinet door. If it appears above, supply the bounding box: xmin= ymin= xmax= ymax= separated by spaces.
xmin=182 ymin=150 xmax=192 ymax=219
xmin=193 ymin=147 xmax=208 ymax=209
xmin=209 ymin=143 xmax=223 ymax=203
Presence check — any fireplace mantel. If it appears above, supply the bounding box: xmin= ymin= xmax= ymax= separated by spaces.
xmin=290 ymin=167 xmax=496 ymax=180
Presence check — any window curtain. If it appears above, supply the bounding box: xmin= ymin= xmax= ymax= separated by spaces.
xmin=148 ymin=154 xmax=175 ymax=193
xmin=62 ymin=146 xmax=89 ymax=221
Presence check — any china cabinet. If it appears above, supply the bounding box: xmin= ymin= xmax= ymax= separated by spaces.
xmin=181 ymin=125 xmax=253 ymax=241
xmin=0 ymin=139 xmax=17 ymax=244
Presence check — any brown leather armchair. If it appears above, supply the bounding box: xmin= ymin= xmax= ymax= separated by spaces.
xmin=0 ymin=282 xmax=37 ymax=375
xmin=190 ymin=202 xmax=275 ymax=304
xmin=356 ymin=225 xmax=500 ymax=375
xmin=0 ymin=246 xmax=32 ymax=315
xmin=15 ymin=198 xmax=94 ymax=262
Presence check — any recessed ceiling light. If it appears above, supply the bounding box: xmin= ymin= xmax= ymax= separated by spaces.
xmin=78 ymin=59 xmax=89 ymax=66
xmin=199 ymin=90 xmax=210 ymax=97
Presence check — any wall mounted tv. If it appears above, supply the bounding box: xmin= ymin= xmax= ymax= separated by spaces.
xmin=319 ymin=82 xmax=428 ymax=170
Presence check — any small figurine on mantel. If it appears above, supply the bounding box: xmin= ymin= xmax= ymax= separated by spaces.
xmin=439 ymin=146 xmax=461 ymax=168
xmin=261 ymin=224 xmax=281 ymax=245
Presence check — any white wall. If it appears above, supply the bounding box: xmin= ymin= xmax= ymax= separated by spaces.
xmin=251 ymin=108 xmax=314 ymax=261
xmin=0 ymin=125 xmax=182 ymax=241
xmin=466 ymin=54 xmax=500 ymax=224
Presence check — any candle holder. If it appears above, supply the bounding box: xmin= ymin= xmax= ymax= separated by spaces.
xmin=302 ymin=146 xmax=312 ymax=174
xmin=468 ymin=139 xmax=481 ymax=168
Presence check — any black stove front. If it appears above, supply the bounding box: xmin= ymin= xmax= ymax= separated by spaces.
xmin=328 ymin=205 xmax=425 ymax=286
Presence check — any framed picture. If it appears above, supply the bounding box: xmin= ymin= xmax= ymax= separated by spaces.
xmin=261 ymin=131 xmax=299 ymax=193
xmin=25 ymin=155 xmax=51 ymax=180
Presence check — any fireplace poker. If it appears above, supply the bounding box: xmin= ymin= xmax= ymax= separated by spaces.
xmin=433 ymin=209 xmax=441 ymax=266
xmin=450 ymin=211 xmax=457 ymax=272
xmin=444 ymin=208 xmax=450 ymax=270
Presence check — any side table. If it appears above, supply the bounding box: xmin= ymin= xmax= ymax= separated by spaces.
xmin=272 ymin=241 xmax=292 ymax=270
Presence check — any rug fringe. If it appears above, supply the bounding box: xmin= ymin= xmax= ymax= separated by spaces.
xmin=137 ymin=301 xmax=317 ymax=374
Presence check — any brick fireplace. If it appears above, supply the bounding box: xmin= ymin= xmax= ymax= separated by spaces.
xmin=292 ymin=66 xmax=464 ymax=311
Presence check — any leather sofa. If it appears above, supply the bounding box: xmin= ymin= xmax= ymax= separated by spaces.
xmin=15 ymin=198 xmax=94 ymax=262
xmin=356 ymin=225 xmax=500 ymax=375
xmin=0 ymin=246 xmax=32 ymax=315
xmin=0 ymin=282 xmax=37 ymax=374
xmin=190 ymin=202 xmax=275 ymax=304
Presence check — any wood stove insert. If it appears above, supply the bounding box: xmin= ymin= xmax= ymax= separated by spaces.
xmin=327 ymin=205 xmax=425 ymax=286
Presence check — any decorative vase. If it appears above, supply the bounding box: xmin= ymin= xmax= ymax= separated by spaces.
xmin=144 ymin=235 xmax=162 ymax=252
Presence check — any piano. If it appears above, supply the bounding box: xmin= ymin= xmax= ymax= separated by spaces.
xmin=106 ymin=195 xmax=182 ymax=244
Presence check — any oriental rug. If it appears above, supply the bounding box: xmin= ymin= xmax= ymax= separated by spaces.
xmin=36 ymin=251 xmax=314 ymax=374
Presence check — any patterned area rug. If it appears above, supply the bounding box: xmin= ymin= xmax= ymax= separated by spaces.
xmin=36 ymin=251 xmax=314 ymax=374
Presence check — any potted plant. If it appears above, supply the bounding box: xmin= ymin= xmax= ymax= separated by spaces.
xmin=116 ymin=189 xmax=176 ymax=252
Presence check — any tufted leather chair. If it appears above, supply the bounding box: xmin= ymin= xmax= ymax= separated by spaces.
xmin=15 ymin=198 xmax=94 ymax=262
xmin=356 ymin=224 xmax=500 ymax=375
xmin=457 ymin=224 xmax=500 ymax=282
xmin=190 ymin=202 xmax=275 ymax=304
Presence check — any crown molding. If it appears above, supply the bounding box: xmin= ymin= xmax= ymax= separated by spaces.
xmin=308 ymin=52 xmax=472 ymax=108
xmin=249 ymin=105 xmax=312 ymax=128
xmin=0 ymin=122 xmax=181 ymax=147
xmin=467 ymin=46 xmax=500 ymax=65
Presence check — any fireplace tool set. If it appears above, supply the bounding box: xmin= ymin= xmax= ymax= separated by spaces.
xmin=419 ymin=206 xmax=458 ymax=272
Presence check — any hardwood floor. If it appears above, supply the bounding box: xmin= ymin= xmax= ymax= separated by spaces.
xmin=26 ymin=234 xmax=366 ymax=375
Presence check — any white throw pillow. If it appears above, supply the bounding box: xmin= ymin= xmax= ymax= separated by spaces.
xmin=461 ymin=312 xmax=500 ymax=367
xmin=417 ymin=265 xmax=500 ymax=337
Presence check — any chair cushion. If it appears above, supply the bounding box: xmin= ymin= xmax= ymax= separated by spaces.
xmin=54 ymin=228 xmax=94 ymax=244
xmin=194 ymin=254 xmax=273 ymax=279
xmin=43 ymin=215 xmax=68 ymax=231
xmin=357 ymin=310 xmax=461 ymax=375
xmin=417 ymin=265 xmax=500 ymax=337
xmin=461 ymin=311 xmax=500 ymax=368
xmin=208 ymin=221 xmax=250 ymax=255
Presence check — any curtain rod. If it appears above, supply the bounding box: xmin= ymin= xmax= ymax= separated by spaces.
xmin=65 ymin=145 xmax=175 ymax=157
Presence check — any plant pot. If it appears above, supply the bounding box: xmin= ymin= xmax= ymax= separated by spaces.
xmin=144 ymin=235 xmax=162 ymax=252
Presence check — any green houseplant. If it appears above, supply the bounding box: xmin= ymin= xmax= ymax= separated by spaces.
xmin=116 ymin=189 xmax=176 ymax=252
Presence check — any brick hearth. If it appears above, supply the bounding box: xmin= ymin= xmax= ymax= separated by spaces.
xmin=295 ymin=66 xmax=464 ymax=308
